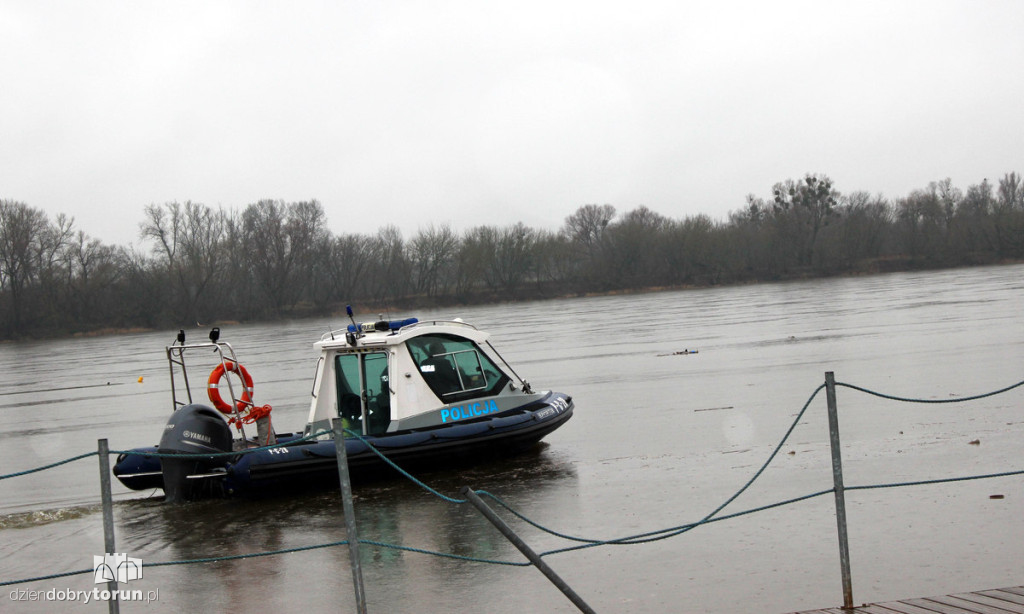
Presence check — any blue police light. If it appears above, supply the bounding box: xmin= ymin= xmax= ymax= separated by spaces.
xmin=346 ymin=317 xmax=419 ymax=333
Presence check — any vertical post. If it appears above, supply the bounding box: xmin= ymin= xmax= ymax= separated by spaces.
xmin=97 ymin=439 xmax=120 ymax=614
xmin=825 ymin=372 xmax=854 ymax=609
xmin=460 ymin=487 xmax=596 ymax=614
xmin=333 ymin=419 xmax=368 ymax=614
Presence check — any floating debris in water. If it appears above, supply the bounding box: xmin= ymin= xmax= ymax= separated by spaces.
xmin=968 ymin=439 xmax=981 ymax=445
xmin=693 ymin=406 xmax=734 ymax=412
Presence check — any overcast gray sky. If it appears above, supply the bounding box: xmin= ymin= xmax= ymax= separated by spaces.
xmin=2 ymin=1 xmax=1022 ymax=246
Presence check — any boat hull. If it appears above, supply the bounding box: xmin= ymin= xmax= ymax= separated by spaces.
xmin=113 ymin=392 xmax=573 ymax=499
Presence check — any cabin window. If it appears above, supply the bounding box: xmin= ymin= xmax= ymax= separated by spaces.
xmin=334 ymin=352 xmax=391 ymax=435
xmin=407 ymin=334 xmax=509 ymax=403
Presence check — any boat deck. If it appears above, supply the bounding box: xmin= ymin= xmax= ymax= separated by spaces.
xmin=790 ymin=586 xmax=1024 ymax=614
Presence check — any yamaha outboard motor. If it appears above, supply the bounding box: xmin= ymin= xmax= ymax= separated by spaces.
xmin=159 ymin=404 xmax=232 ymax=502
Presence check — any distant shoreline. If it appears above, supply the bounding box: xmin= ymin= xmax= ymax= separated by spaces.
xmin=28 ymin=258 xmax=1018 ymax=342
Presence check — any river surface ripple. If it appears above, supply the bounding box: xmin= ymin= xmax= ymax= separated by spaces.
xmin=1 ymin=264 xmax=1022 ymax=613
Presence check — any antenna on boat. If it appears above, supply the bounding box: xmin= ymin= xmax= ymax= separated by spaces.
xmin=345 ymin=305 xmax=360 ymax=346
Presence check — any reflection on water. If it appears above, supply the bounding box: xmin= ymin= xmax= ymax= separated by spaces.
xmin=1 ymin=265 xmax=1023 ymax=613
xmin=101 ymin=444 xmax=579 ymax=612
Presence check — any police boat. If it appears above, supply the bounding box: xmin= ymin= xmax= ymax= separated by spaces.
xmin=113 ymin=313 xmax=574 ymax=501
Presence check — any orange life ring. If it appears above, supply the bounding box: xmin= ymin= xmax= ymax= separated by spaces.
xmin=207 ymin=361 xmax=254 ymax=414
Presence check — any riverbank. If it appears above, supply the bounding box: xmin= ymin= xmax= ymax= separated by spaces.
xmin=10 ymin=257 xmax=1020 ymax=342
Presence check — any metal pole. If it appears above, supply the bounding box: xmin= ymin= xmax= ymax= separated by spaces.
xmin=333 ymin=419 xmax=368 ymax=614
xmin=825 ymin=372 xmax=854 ymax=609
xmin=97 ymin=439 xmax=120 ymax=614
xmin=460 ymin=487 xmax=596 ymax=614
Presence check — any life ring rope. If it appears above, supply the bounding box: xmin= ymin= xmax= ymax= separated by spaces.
xmin=228 ymin=403 xmax=273 ymax=436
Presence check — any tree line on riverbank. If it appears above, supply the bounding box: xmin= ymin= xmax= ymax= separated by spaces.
xmin=1 ymin=172 xmax=1023 ymax=339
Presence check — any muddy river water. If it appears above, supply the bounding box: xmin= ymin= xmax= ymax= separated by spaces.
xmin=2 ymin=264 xmax=1022 ymax=613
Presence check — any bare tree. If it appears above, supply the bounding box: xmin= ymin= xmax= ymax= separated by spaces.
xmin=663 ymin=213 xmax=720 ymax=285
xmin=458 ymin=224 xmax=536 ymax=296
xmin=821 ymin=192 xmax=892 ymax=270
xmin=327 ymin=233 xmax=374 ymax=303
xmin=140 ymin=201 xmax=226 ymax=323
xmin=492 ymin=222 xmax=536 ymax=296
xmin=286 ymin=200 xmax=330 ymax=306
xmin=531 ymin=229 xmax=574 ymax=291
xmin=456 ymin=226 xmax=494 ymax=295
xmin=363 ymin=225 xmax=409 ymax=302
xmin=563 ymin=204 xmax=616 ymax=248
xmin=0 ymin=200 xmax=51 ymax=334
xmin=408 ymin=223 xmax=458 ymax=297
xmin=771 ymin=174 xmax=839 ymax=267
xmin=604 ymin=205 xmax=670 ymax=287
xmin=994 ymin=173 xmax=1024 ymax=257
xmin=63 ymin=231 xmax=124 ymax=324
xmin=725 ymin=196 xmax=773 ymax=278
xmin=562 ymin=204 xmax=616 ymax=287
xmin=997 ymin=172 xmax=1023 ymax=211
xmin=241 ymin=200 xmax=293 ymax=314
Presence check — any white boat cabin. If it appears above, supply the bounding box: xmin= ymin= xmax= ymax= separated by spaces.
xmin=304 ymin=318 xmax=545 ymax=438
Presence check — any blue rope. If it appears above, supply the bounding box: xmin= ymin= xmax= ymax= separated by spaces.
xmin=359 ymin=540 xmax=528 ymax=566
xmin=0 ymin=539 xmax=528 ymax=586
xmin=341 ymin=427 xmax=468 ymax=504
xmin=473 ymin=374 xmax=1024 ymax=550
xmin=539 ymin=489 xmax=838 ymax=556
xmin=477 ymin=385 xmax=826 ymax=549
xmin=0 ymin=451 xmax=97 ymax=481
xmin=472 ymin=374 xmax=1024 ymax=552
xmin=849 ymin=469 xmax=1024 ymax=491
xmin=836 ymin=378 xmax=1024 ymax=403
xmin=535 ymin=464 xmax=1024 ymax=557
xmin=0 ymin=568 xmax=96 ymax=587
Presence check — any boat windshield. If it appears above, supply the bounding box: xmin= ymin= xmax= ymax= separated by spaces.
xmin=407 ymin=334 xmax=509 ymax=403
